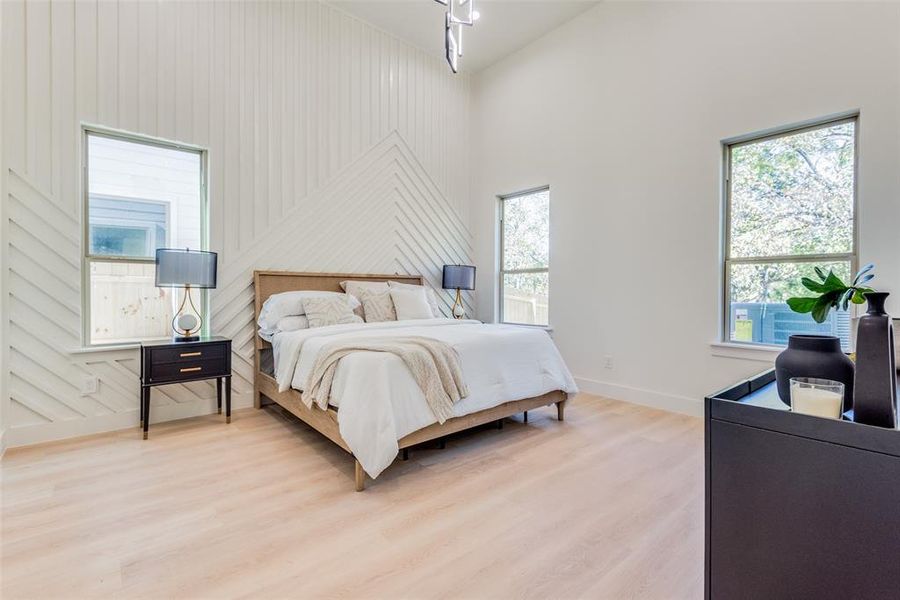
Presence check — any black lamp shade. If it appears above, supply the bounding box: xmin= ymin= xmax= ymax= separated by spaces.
xmin=442 ymin=264 xmax=476 ymax=290
xmin=155 ymin=249 xmax=218 ymax=288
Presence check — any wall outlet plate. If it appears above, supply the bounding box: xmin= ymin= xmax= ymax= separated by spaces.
xmin=80 ymin=376 xmax=99 ymax=396
xmin=603 ymin=355 xmax=614 ymax=369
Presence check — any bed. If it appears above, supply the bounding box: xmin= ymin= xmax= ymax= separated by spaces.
xmin=253 ymin=270 xmax=577 ymax=491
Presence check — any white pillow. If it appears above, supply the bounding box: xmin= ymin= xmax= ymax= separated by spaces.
xmin=257 ymin=291 xmax=359 ymax=330
xmin=388 ymin=281 xmax=443 ymax=317
xmin=258 ymin=315 xmax=310 ymax=342
xmin=303 ymin=295 xmax=364 ymax=328
xmin=276 ymin=315 xmax=309 ymax=332
xmin=390 ymin=287 xmax=434 ymax=320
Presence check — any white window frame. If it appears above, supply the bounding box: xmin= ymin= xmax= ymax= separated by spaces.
xmin=81 ymin=125 xmax=209 ymax=348
xmin=498 ymin=186 xmax=550 ymax=326
xmin=722 ymin=112 xmax=859 ymax=346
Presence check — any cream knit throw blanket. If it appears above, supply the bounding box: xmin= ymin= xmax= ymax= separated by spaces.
xmin=303 ymin=336 xmax=469 ymax=423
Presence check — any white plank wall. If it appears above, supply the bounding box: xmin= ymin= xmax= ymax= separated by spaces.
xmin=0 ymin=0 xmax=473 ymax=447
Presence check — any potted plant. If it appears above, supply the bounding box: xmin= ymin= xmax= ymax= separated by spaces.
xmin=773 ymin=266 xmax=873 ymax=411
xmin=786 ymin=263 xmax=874 ymax=324
xmin=785 ymin=264 xmax=896 ymax=427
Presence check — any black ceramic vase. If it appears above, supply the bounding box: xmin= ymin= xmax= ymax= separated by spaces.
xmin=852 ymin=292 xmax=897 ymax=428
xmin=775 ymin=335 xmax=855 ymax=410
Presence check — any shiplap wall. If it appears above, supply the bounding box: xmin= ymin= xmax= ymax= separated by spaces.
xmin=1 ymin=0 xmax=473 ymax=447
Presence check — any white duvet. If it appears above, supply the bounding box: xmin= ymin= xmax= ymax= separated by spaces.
xmin=272 ymin=319 xmax=578 ymax=478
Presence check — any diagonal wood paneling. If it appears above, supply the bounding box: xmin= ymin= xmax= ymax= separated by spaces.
xmin=1 ymin=0 xmax=473 ymax=447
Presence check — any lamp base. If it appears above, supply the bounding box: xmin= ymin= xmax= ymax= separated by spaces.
xmin=451 ymin=288 xmax=466 ymax=320
xmin=173 ymin=335 xmax=200 ymax=342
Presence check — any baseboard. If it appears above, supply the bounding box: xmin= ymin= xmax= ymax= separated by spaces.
xmin=4 ymin=392 xmax=254 ymax=450
xmin=575 ymin=376 xmax=703 ymax=417
xmin=0 ymin=428 xmax=7 ymax=459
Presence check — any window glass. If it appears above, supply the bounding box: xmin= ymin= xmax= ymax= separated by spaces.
xmin=725 ymin=118 xmax=856 ymax=348
xmin=500 ymin=188 xmax=549 ymax=326
xmin=87 ymin=134 xmax=201 ymax=258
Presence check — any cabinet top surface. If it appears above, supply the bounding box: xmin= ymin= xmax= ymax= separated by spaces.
xmin=141 ymin=336 xmax=231 ymax=349
xmin=708 ymin=369 xmax=900 ymax=456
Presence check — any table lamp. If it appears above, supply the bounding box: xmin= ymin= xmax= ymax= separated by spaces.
xmin=442 ymin=264 xmax=476 ymax=319
xmin=155 ymin=248 xmax=217 ymax=341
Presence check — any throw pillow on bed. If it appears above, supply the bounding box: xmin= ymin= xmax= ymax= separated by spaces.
xmin=389 ymin=286 xmax=434 ymax=320
xmin=303 ymin=296 xmax=364 ymax=328
xmin=358 ymin=288 xmax=397 ymax=323
xmin=387 ymin=281 xmax=443 ymax=317
xmin=340 ymin=280 xmax=389 ymax=320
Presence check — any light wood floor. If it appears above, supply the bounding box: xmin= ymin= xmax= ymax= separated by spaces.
xmin=1 ymin=394 xmax=704 ymax=599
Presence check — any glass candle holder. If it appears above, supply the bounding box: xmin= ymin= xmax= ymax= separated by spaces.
xmin=790 ymin=377 xmax=844 ymax=420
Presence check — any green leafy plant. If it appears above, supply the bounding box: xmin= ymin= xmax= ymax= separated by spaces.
xmin=787 ymin=264 xmax=875 ymax=324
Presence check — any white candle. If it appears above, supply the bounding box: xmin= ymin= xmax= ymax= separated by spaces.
xmin=791 ymin=387 xmax=843 ymax=419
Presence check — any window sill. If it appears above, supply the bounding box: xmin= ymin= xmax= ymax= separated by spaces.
xmin=710 ymin=341 xmax=782 ymax=362
xmin=70 ymin=342 xmax=142 ymax=354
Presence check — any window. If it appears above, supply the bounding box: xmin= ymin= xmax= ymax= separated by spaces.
xmin=499 ymin=187 xmax=550 ymax=326
xmin=83 ymin=129 xmax=207 ymax=346
xmin=724 ymin=115 xmax=857 ymax=348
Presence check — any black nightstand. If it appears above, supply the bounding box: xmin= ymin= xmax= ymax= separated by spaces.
xmin=140 ymin=336 xmax=232 ymax=439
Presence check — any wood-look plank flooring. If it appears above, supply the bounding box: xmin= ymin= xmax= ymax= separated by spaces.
xmin=0 ymin=394 xmax=704 ymax=599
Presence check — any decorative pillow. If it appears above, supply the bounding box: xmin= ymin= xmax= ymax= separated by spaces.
xmin=358 ymin=288 xmax=397 ymax=323
xmin=340 ymin=280 xmax=390 ymax=320
xmin=390 ymin=287 xmax=434 ymax=321
xmin=388 ymin=281 xmax=443 ymax=317
xmin=258 ymin=291 xmax=360 ymax=330
xmin=303 ymin=295 xmax=364 ymax=328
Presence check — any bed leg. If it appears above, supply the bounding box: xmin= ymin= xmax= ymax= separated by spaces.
xmin=253 ymin=387 xmax=262 ymax=409
xmin=524 ymin=411 xmax=528 ymax=423
xmin=402 ymin=448 xmax=409 ymax=461
xmin=556 ymin=400 xmax=567 ymax=422
xmin=355 ymin=459 xmax=366 ymax=492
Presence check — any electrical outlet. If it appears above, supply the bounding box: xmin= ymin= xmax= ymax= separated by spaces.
xmin=80 ymin=376 xmax=99 ymax=396
xmin=603 ymin=355 xmax=614 ymax=369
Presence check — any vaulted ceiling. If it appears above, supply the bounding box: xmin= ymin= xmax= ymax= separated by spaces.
xmin=329 ymin=0 xmax=601 ymax=72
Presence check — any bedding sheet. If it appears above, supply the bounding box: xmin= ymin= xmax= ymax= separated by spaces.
xmin=271 ymin=319 xmax=578 ymax=477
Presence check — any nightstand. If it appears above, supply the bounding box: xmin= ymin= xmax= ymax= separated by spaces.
xmin=140 ymin=336 xmax=232 ymax=439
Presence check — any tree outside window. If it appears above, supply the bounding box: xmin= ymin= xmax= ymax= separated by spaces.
xmin=725 ymin=117 xmax=857 ymax=347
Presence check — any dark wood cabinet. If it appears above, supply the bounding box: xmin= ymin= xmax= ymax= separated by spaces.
xmin=140 ymin=336 xmax=232 ymax=439
xmin=706 ymin=370 xmax=900 ymax=599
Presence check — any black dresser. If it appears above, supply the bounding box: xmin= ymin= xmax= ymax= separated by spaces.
xmin=706 ymin=369 xmax=900 ymax=599
xmin=140 ymin=336 xmax=232 ymax=439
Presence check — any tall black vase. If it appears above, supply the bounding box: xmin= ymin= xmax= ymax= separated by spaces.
xmin=853 ymin=292 xmax=897 ymax=428
xmin=775 ymin=335 xmax=855 ymax=410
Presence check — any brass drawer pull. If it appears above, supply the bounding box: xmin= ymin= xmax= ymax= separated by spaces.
xmin=180 ymin=351 xmax=202 ymax=357
xmin=180 ymin=367 xmax=202 ymax=373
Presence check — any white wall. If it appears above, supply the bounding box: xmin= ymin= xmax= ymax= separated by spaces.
xmin=471 ymin=2 xmax=900 ymax=414
xmin=0 ymin=0 xmax=7 ymax=455
xmin=1 ymin=0 xmax=473 ymax=447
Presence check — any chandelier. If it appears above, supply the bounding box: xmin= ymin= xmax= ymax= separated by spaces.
xmin=435 ymin=0 xmax=478 ymax=73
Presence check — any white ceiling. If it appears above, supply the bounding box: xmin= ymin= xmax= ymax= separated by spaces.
xmin=329 ymin=0 xmax=601 ymax=72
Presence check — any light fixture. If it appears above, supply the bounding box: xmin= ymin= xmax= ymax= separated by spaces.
xmin=435 ymin=0 xmax=476 ymax=73
xmin=442 ymin=264 xmax=476 ymax=319
xmin=155 ymin=248 xmax=218 ymax=341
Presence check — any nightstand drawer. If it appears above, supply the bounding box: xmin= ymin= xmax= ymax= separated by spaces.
xmin=150 ymin=343 xmax=228 ymax=365
xmin=150 ymin=357 xmax=229 ymax=383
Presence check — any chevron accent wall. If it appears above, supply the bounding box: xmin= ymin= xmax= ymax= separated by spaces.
xmin=0 ymin=0 xmax=473 ymax=447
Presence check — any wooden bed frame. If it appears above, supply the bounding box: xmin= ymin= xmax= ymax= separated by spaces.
xmin=253 ymin=270 xmax=568 ymax=491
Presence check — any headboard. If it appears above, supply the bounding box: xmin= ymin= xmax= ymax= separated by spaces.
xmin=252 ymin=270 xmax=424 ymax=349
